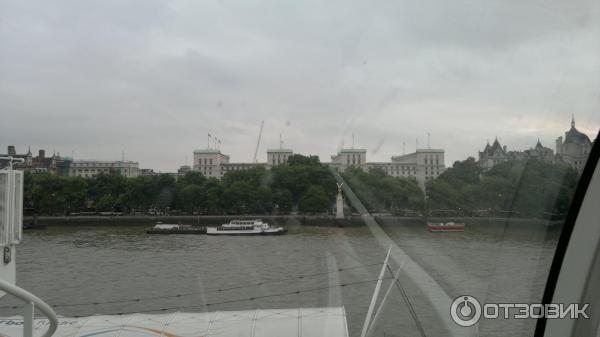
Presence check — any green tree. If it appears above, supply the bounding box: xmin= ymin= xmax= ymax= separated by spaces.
xmin=251 ymin=186 xmax=273 ymax=214
xmin=177 ymin=171 xmax=207 ymax=186
xmin=60 ymin=176 xmax=88 ymax=213
xmin=96 ymin=194 xmax=117 ymax=211
xmin=204 ymin=178 xmax=224 ymax=214
xmin=223 ymin=181 xmax=254 ymax=214
xmin=177 ymin=184 xmax=204 ymax=213
xmin=272 ymin=154 xmax=336 ymax=207
xmin=342 ymin=167 xmax=424 ymax=212
xmin=273 ymin=189 xmax=293 ymax=213
xmin=299 ymin=185 xmax=331 ymax=213
xmin=426 ymin=157 xmax=579 ymax=218
xmin=18 ymin=162 xmax=333 ymax=215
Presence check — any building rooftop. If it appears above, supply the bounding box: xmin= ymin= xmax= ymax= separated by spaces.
xmin=416 ymin=148 xmax=444 ymax=152
xmin=367 ymin=161 xmax=414 ymax=165
xmin=72 ymin=160 xmax=138 ymax=164
xmin=336 ymin=148 xmax=367 ymax=153
xmin=564 ymin=126 xmax=592 ymax=145
xmin=193 ymin=149 xmax=225 ymax=154
xmin=266 ymin=149 xmax=293 ymax=153
xmin=391 ymin=148 xmax=442 ymax=157
xmin=221 ymin=162 xmax=265 ymax=166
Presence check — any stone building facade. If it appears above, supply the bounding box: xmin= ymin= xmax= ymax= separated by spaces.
xmin=69 ymin=160 xmax=140 ymax=178
xmin=0 ymin=146 xmax=69 ymax=175
xmin=193 ymin=146 xmax=446 ymax=192
xmin=478 ymin=116 xmax=594 ymax=172
xmin=555 ymin=116 xmax=593 ymax=172
xmin=267 ymin=149 xmax=293 ymax=167
xmin=478 ymin=138 xmax=509 ymax=170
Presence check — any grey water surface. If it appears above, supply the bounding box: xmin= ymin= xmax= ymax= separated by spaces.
xmin=0 ymin=220 xmax=560 ymax=337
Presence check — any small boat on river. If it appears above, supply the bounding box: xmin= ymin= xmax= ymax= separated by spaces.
xmin=146 ymin=222 xmax=205 ymax=234
xmin=427 ymin=221 xmax=465 ymax=232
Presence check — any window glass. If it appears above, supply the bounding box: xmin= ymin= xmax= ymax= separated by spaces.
xmin=0 ymin=1 xmax=598 ymax=337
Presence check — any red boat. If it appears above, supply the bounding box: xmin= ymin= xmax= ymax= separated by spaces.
xmin=427 ymin=222 xmax=465 ymax=232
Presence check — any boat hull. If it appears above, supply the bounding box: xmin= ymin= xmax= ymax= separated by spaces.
xmin=146 ymin=228 xmax=206 ymax=234
xmin=427 ymin=226 xmax=464 ymax=232
xmin=427 ymin=223 xmax=465 ymax=232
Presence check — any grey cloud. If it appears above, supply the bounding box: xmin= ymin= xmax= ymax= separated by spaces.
xmin=0 ymin=0 xmax=599 ymax=171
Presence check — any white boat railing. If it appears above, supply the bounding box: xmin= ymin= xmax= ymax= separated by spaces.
xmin=0 ymin=277 xmax=58 ymax=337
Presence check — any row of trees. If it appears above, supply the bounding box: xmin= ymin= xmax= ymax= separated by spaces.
xmin=341 ymin=167 xmax=425 ymax=213
xmin=24 ymin=154 xmax=337 ymax=215
xmin=24 ymin=154 xmax=580 ymax=219
xmin=335 ymin=157 xmax=579 ymax=219
xmin=426 ymin=157 xmax=579 ymax=217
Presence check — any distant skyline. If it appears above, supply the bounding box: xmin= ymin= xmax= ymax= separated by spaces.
xmin=1 ymin=0 xmax=599 ymax=172
xmin=2 ymin=117 xmax=597 ymax=172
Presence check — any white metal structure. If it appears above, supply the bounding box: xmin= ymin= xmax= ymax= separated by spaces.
xmin=0 ymin=157 xmax=58 ymax=337
xmin=0 ymin=163 xmax=23 ymax=247
xmin=0 ymin=308 xmax=349 ymax=337
xmin=0 ymin=278 xmax=58 ymax=337
xmin=360 ymin=247 xmax=390 ymax=337
xmin=0 ymin=157 xmax=25 ymax=287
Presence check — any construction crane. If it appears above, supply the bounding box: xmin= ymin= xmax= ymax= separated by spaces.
xmin=253 ymin=120 xmax=264 ymax=163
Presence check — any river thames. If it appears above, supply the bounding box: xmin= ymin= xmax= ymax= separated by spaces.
xmin=0 ymin=220 xmax=560 ymax=337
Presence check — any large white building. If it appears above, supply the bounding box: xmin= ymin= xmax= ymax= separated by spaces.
xmin=192 ymin=149 xmax=274 ymax=179
xmin=392 ymin=149 xmax=445 ymax=189
xmin=267 ymin=149 xmax=293 ymax=167
xmin=192 ymin=146 xmax=445 ymax=192
xmin=192 ymin=149 xmax=232 ymax=179
xmin=329 ymin=148 xmax=446 ymax=191
xmin=69 ymin=160 xmax=140 ymax=178
xmin=330 ymin=149 xmax=367 ymax=171
xmin=193 ymin=148 xmax=297 ymax=179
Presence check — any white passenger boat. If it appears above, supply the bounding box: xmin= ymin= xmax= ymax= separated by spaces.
xmin=206 ymin=219 xmax=287 ymax=235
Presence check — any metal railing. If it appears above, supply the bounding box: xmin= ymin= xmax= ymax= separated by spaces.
xmin=0 ymin=278 xmax=58 ymax=337
xmin=0 ymin=157 xmax=56 ymax=337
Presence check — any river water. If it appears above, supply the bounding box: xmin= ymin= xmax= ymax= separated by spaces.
xmin=0 ymin=219 xmax=560 ymax=337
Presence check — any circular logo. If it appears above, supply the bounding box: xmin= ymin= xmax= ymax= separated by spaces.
xmin=450 ymin=295 xmax=482 ymax=327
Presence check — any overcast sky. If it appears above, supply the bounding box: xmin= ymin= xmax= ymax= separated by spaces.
xmin=1 ymin=0 xmax=599 ymax=172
